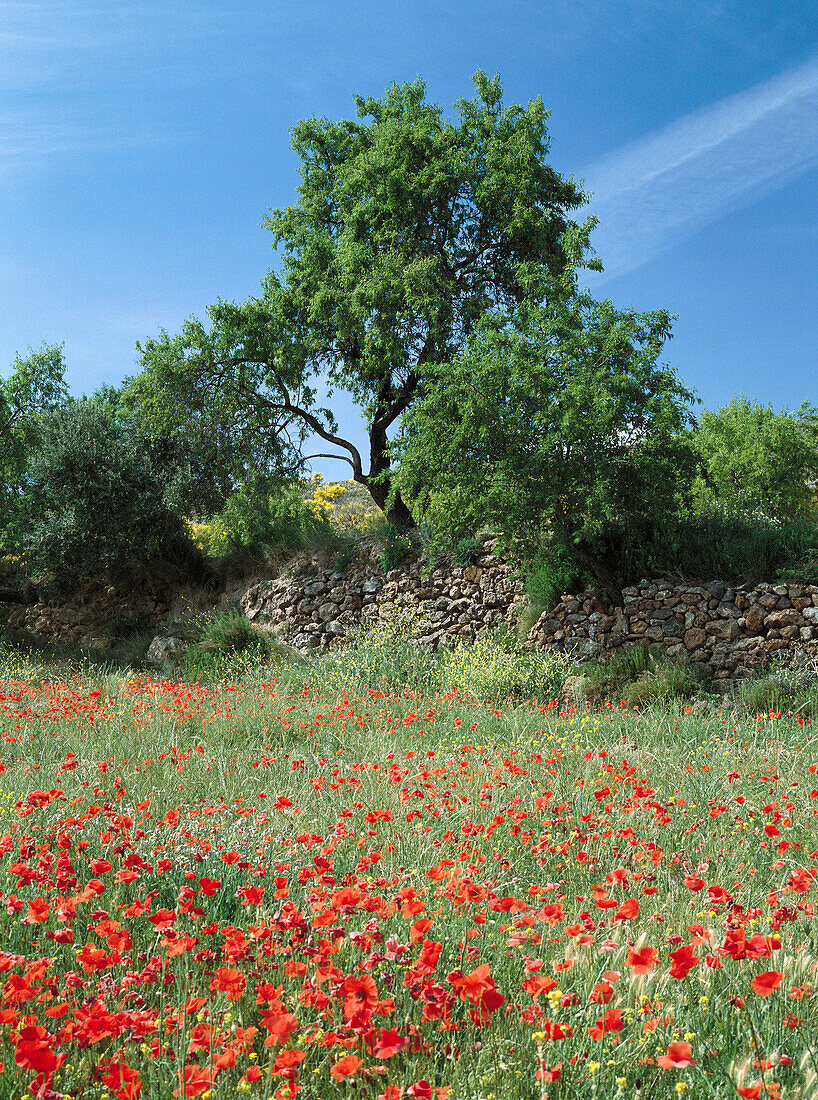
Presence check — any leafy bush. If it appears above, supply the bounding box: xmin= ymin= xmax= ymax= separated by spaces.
xmin=101 ymin=611 xmax=154 ymax=641
xmin=173 ymin=611 xmax=308 ymax=683
xmin=197 ymin=611 xmax=267 ymax=657
xmin=569 ymin=644 xmax=708 ymax=706
xmin=203 ymin=476 xmax=343 ymax=561
xmin=524 ymin=542 xmax=585 ymax=615
xmin=20 ymin=400 xmax=204 ymax=589
xmin=691 ymin=398 xmax=818 ymax=522
xmin=454 ymin=536 xmax=483 ymax=566
xmin=394 ymin=289 xmax=698 ymax=584
xmin=306 ymin=619 xmax=441 ymax=697
xmin=732 ymin=657 xmax=818 ymax=719
xmin=590 ymin=512 xmax=818 ymax=587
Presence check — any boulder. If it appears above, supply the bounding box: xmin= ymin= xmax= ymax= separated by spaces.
xmin=146 ymin=636 xmax=186 ymax=664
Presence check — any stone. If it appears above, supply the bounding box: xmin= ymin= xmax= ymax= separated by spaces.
xmin=146 ymin=636 xmax=186 ymax=664
xmin=763 ymin=609 xmax=801 ymax=629
xmin=743 ymin=605 xmax=767 ymax=635
xmin=685 ymin=628 xmax=709 ymax=650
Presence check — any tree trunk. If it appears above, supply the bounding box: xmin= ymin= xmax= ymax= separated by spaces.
xmin=360 ymin=474 xmax=415 ymax=528
xmin=361 ymin=411 xmax=415 ymax=528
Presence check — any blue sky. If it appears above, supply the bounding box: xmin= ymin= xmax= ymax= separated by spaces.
xmin=2 ymin=1 xmax=817 ymax=477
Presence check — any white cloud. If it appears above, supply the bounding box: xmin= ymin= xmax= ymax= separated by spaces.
xmin=580 ymin=50 xmax=818 ymax=278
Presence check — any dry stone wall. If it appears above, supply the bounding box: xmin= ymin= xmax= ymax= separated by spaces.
xmin=4 ymin=539 xmax=818 ymax=688
xmin=241 ymin=540 xmax=525 ymax=651
xmin=528 ymin=579 xmax=818 ymax=686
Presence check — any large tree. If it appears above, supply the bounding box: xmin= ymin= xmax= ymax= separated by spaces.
xmin=392 ymin=284 xmax=698 ymax=582
xmin=126 ymin=72 xmax=598 ymax=524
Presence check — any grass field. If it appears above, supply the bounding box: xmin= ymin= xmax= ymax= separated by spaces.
xmin=0 ymin=637 xmax=816 ymax=1099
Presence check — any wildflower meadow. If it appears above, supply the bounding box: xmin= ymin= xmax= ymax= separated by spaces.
xmin=0 ymin=653 xmax=815 ymax=1100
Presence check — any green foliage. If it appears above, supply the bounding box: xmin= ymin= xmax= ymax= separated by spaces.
xmin=197 ymin=611 xmax=267 ymax=657
xmin=439 ymin=631 xmax=570 ymax=702
xmin=203 ymin=476 xmax=343 ymax=563
xmin=524 ymin=541 xmax=585 ymax=617
xmin=692 ymin=398 xmax=818 ymax=521
xmin=126 ymin=72 xmax=595 ymax=524
xmin=454 ymin=536 xmax=483 ymax=565
xmin=394 ymin=288 xmax=698 ymax=581
xmin=595 ymin=512 xmax=818 ymax=586
xmin=570 ymin=644 xmax=708 ymax=707
xmin=308 ymin=620 xmax=442 ymax=696
xmin=0 ymin=343 xmax=69 ymax=552
xmin=205 ymin=475 xmax=336 ymax=558
xmin=334 ymin=550 xmax=352 ymax=573
xmin=101 ymin=610 xmax=154 ymax=641
xmin=732 ymin=657 xmax=818 ymax=719
xmin=19 ymin=400 xmax=203 ymax=589
xmin=378 ymin=523 xmax=413 ymax=572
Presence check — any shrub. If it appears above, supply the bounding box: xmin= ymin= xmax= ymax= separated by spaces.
xmin=524 ymin=542 xmax=585 ymax=615
xmin=307 ymin=618 xmax=441 ymax=697
xmin=203 ymin=476 xmax=342 ymax=561
xmin=732 ymin=657 xmax=818 ymax=719
xmin=454 ymin=536 xmax=483 ymax=566
xmin=197 ymin=611 xmax=267 ymax=657
xmin=592 ymin=512 xmax=818 ymax=587
xmin=691 ymin=398 xmax=818 ymax=522
xmin=571 ymin=644 xmax=708 ymax=706
xmin=439 ymin=630 xmax=570 ymax=702
xmin=20 ymin=400 xmax=204 ymax=589
xmin=378 ymin=523 xmax=414 ymax=572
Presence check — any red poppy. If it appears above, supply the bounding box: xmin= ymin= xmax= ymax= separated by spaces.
xmin=613 ymin=897 xmax=639 ymax=921
xmin=100 ymin=1062 xmax=142 ymax=1099
xmin=668 ymin=944 xmax=700 ymax=979
xmin=330 ymin=1055 xmax=363 ymax=1081
xmin=657 ymin=1041 xmax=696 ymax=1068
xmin=588 ymin=1009 xmax=624 ymax=1040
xmin=209 ymin=967 xmax=246 ymax=1001
xmin=173 ymin=1065 xmax=213 ymax=1097
xmin=15 ymin=1026 xmax=61 ymax=1074
xmin=751 ymin=971 xmax=784 ymax=997
xmin=341 ymin=974 xmax=379 ymax=1022
xmin=626 ymin=945 xmax=659 ymax=974
xmin=372 ymin=1028 xmax=409 ymax=1059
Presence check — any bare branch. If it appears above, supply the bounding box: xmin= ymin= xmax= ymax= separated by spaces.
xmin=194 ymin=355 xmax=366 ymax=479
xmin=300 ymin=452 xmax=357 ymax=470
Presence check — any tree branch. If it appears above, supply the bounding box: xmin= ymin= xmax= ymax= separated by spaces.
xmin=300 ymin=452 xmax=357 ymax=470
xmin=252 ymin=372 xmax=365 ymax=479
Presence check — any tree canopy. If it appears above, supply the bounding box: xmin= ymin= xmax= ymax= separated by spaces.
xmin=691 ymin=397 xmax=818 ymax=522
xmin=393 ymin=286 xmax=698 ymax=580
xmin=126 ymin=72 xmax=598 ymax=523
xmin=0 ymin=344 xmax=69 ymax=552
xmin=21 ymin=400 xmax=203 ymax=588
